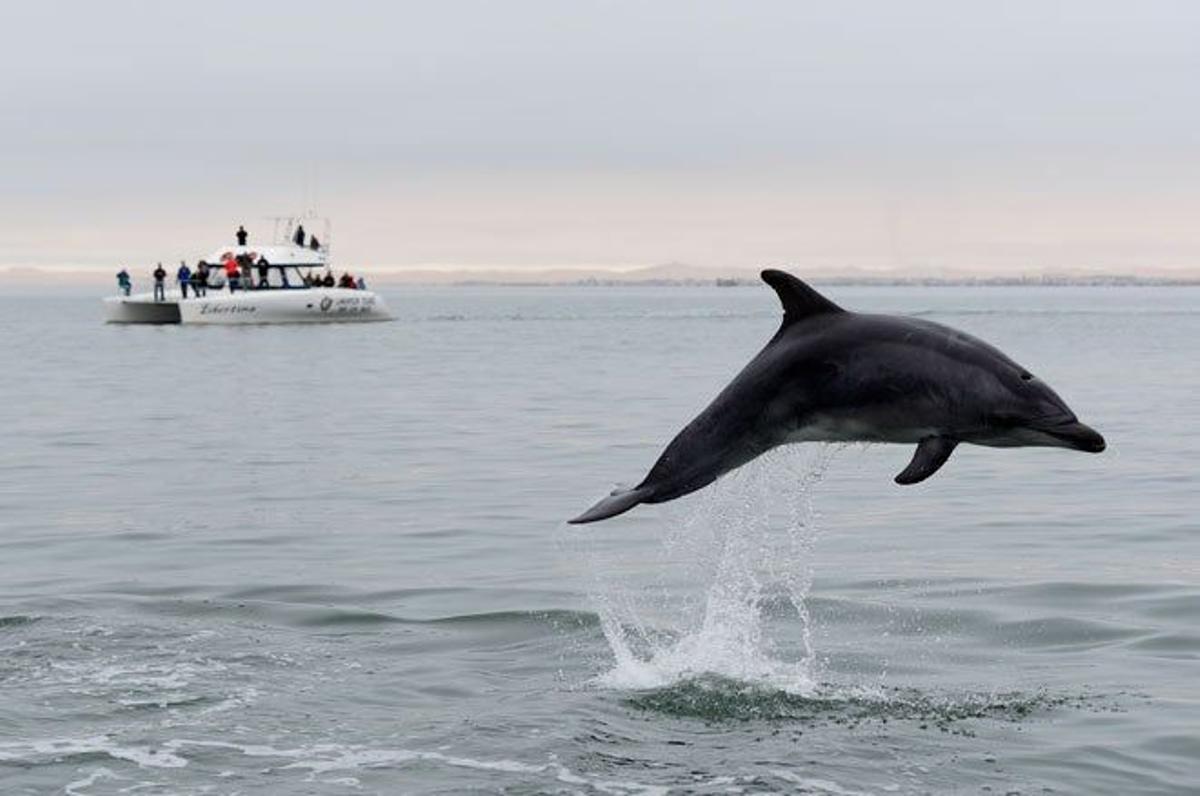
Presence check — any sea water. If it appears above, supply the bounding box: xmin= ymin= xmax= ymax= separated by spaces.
xmin=0 ymin=284 xmax=1196 ymax=794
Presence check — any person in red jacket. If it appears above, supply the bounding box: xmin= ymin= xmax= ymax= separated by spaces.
xmin=224 ymin=256 xmax=240 ymax=292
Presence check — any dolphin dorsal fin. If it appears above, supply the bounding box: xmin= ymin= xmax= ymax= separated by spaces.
xmin=760 ymin=270 xmax=844 ymax=325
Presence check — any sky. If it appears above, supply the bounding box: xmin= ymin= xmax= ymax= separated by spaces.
xmin=3 ymin=0 xmax=1200 ymax=273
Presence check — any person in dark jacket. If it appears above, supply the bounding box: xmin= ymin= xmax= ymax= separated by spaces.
xmin=310 ymin=235 xmax=320 ymax=250
xmin=257 ymin=257 xmax=270 ymax=288
xmin=177 ymin=261 xmax=192 ymax=299
xmin=293 ymin=224 xmax=306 ymax=246
xmin=153 ymin=263 xmax=167 ymax=301
xmin=195 ymin=261 xmax=209 ymax=297
xmin=322 ymin=271 xmax=335 ymax=288
xmin=116 ymin=268 xmax=132 ymax=296
xmin=236 ymin=225 xmax=248 ymax=246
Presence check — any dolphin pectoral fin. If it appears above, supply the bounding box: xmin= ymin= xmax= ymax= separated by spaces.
xmin=895 ymin=436 xmax=958 ymax=485
xmin=569 ymin=486 xmax=647 ymax=524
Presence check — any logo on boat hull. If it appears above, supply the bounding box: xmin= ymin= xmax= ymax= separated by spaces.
xmin=198 ymin=303 xmax=257 ymax=316
xmin=319 ymin=297 xmax=334 ymax=312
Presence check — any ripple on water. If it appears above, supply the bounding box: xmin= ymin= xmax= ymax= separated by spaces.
xmin=2 ymin=736 xmax=675 ymax=796
xmin=0 ymin=614 xmax=40 ymax=629
xmin=623 ymin=674 xmax=1110 ymax=734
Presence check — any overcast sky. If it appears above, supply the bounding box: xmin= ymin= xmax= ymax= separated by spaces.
xmin=4 ymin=1 xmax=1199 ymax=272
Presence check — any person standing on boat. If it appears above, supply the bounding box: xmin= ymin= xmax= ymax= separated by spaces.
xmin=236 ymin=225 xmax=248 ymax=246
xmin=257 ymin=257 xmax=270 ymax=289
xmin=116 ymin=268 xmax=131 ymax=296
xmin=177 ymin=261 xmax=192 ymax=299
xmin=293 ymin=224 xmax=306 ymax=247
xmin=195 ymin=261 xmax=209 ymax=297
xmin=239 ymin=256 xmax=252 ymax=291
xmin=223 ymin=255 xmax=239 ymax=292
xmin=152 ymin=263 xmax=167 ymax=302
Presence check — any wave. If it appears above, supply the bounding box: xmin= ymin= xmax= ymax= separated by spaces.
xmin=420 ymin=310 xmax=776 ymax=323
xmin=912 ymin=308 xmax=1200 ymax=317
xmin=75 ymin=589 xmax=599 ymax=632
xmin=0 ymin=614 xmax=39 ymax=629
xmin=384 ymin=307 xmax=1200 ymax=324
xmin=1 ymin=736 xmax=673 ymax=795
xmin=21 ymin=590 xmax=600 ymax=633
xmin=0 ymin=736 xmax=189 ymax=769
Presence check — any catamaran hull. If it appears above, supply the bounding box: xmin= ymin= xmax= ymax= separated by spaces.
xmin=104 ymin=289 xmax=392 ymax=325
xmin=104 ymin=296 xmax=182 ymax=324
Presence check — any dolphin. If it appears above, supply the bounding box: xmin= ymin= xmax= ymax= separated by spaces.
xmin=570 ymin=269 xmax=1105 ymax=524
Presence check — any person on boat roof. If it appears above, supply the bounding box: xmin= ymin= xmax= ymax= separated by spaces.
xmin=310 ymin=235 xmax=320 ymax=251
xmin=177 ymin=261 xmax=192 ymax=299
xmin=116 ymin=268 xmax=131 ymax=296
xmin=294 ymin=224 xmax=306 ymax=247
xmin=152 ymin=263 xmax=167 ymax=302
xmin=236 ymin=225 xmax=248 ymax=246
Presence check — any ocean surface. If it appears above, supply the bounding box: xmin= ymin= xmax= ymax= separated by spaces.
xmin=0 ymin=283 xmax=1196 ymax=795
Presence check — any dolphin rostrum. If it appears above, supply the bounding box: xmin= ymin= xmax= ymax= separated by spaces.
xmin=570 ymin=269 xmax=1105 ymax=524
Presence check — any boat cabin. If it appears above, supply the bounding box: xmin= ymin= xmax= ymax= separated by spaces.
xmin=203 ymin=244 xmax=332 ymax=290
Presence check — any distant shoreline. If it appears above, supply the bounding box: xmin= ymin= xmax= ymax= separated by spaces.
xmin=450 ymin=276 xmax=1200 ymax=287
xmin=2 ymin=264 xmax=1198 ymax=289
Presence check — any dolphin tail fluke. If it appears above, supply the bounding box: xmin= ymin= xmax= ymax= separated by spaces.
xmin=568 ymin=486 xmax=647 ymax=524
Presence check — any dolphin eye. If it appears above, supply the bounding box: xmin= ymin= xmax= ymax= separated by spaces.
xmin=1020 ymin=372 xmax=1033 ymax=381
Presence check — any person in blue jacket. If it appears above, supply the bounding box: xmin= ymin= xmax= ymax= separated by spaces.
xmin=116 ymin=268 xmax=131 ymax=296
xmin=177 ymin=261 xmax=192 ymax=299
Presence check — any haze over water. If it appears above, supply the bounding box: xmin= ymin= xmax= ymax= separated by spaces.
xmin=1 ymin=284 xmax=1197 ymax=794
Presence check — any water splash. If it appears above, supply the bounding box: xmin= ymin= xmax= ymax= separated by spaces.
xmin=589 ymin=446 xmax=839 ymax=694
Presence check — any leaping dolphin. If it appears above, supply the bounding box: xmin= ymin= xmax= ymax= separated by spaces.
xmin=570 ymin=269 xmax=1105 ymax=524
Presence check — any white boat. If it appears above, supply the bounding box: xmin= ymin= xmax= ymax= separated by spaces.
xmin=104 ymin=218 xmax=391 ymax=325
